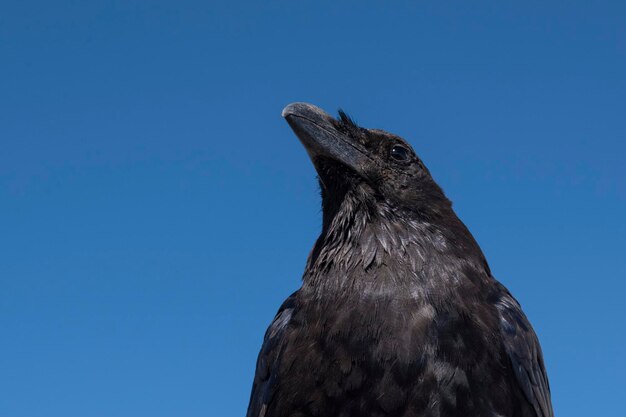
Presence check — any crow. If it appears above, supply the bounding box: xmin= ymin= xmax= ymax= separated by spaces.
xmin=246 ymin=103 xmax=553 ymax=417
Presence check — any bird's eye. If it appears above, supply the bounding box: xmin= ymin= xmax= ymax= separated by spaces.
xmin=390 ymin=145 xmax=410 ymax=162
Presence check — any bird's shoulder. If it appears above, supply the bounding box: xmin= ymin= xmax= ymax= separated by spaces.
xmin=491 ymin=280 xmax=553 ymax=417
xmin=246 ymin=291 xmax=298 ymax=417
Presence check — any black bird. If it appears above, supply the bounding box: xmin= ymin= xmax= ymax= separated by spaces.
xmin=247 ymin=103 xmax=552 ymax=417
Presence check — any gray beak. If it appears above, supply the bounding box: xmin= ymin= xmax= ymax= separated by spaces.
xmin=282 ymin=102 xmax=369 ymax=178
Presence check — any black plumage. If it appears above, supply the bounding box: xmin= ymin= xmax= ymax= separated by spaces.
xmin=247 ymin=103 xmax=552 ymax=417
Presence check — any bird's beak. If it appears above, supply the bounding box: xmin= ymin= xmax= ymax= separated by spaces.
xmin=282 ymin=102 xmax=369 ymax=178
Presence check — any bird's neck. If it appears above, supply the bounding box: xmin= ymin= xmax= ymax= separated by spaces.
xmin=302 ymin=189 xmax=489 ymax=300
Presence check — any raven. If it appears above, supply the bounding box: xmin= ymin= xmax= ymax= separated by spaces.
xmin=247 ymin=103 xmax=552 ymax=417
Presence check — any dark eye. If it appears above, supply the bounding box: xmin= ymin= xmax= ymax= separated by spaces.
xmin=390 ymin=145 xmax=410 ymax=162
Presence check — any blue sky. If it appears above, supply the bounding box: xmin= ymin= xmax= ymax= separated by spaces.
xmin=1 ymin=2 xmax=625 ymax=416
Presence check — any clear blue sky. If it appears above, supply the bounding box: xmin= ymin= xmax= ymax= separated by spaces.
xmin=1 ymin=2 xmax=624 ymax=416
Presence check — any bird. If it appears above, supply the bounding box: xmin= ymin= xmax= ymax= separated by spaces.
xmin=246 ymin=103 xmax=553 ymax=417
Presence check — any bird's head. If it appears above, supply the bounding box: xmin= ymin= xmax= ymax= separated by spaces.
xmin=282 ymin=102 xmax=451 ymax=226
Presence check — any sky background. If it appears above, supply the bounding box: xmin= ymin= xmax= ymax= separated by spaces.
xmin=1 ymin=1 xmax=625 ymax=416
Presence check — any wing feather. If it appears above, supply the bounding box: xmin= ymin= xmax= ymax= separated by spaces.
xmin=246 ymin=293 xmax=297 ymax=417
xmin=495 ymin=284 xmax=553 ymax=417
